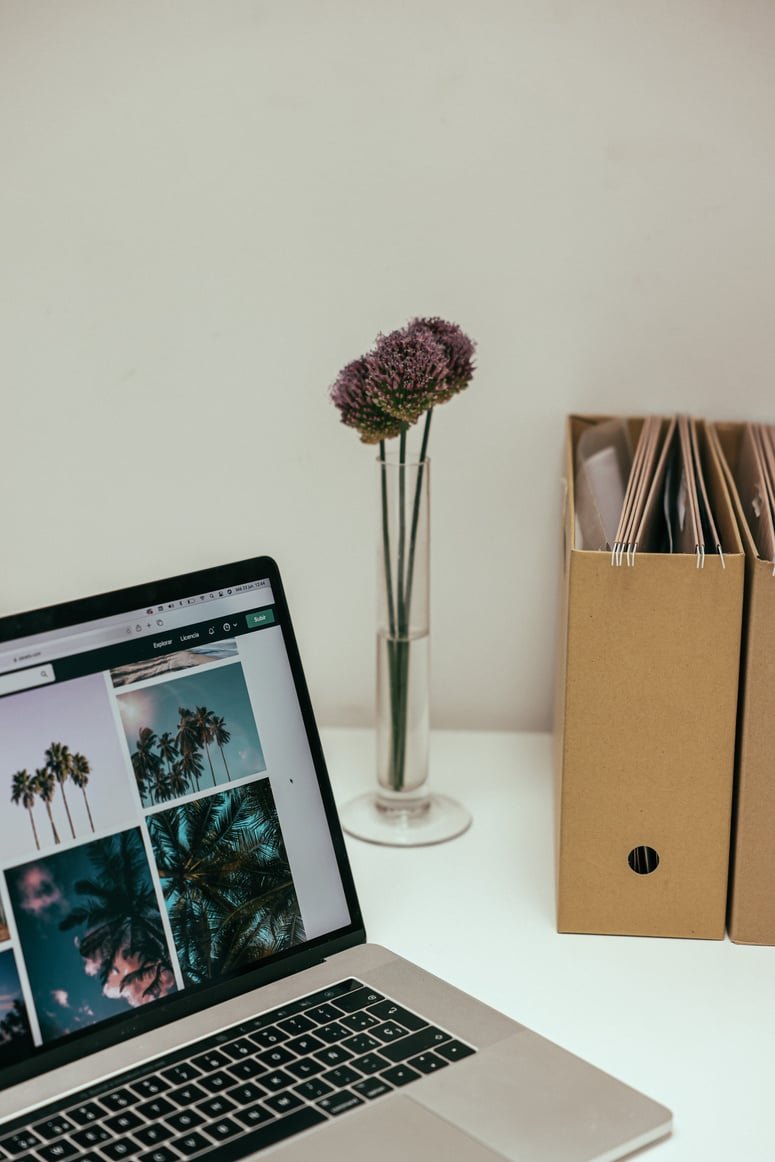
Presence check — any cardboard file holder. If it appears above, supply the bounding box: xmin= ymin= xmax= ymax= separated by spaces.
xmin=553 ymin=415 xmax=745 ymax=938
xmin=711 ymin=422 xmax=775 ymax=946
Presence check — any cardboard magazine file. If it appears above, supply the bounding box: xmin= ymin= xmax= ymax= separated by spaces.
xmin=553 ymin=415 xmax=745 ymax=938
xmin=710 ymin=421 xmax=775 ymax=945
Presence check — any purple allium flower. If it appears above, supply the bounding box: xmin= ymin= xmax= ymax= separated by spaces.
xmin=330 ymin=356 xmax=404 ymax=444
xmin=365 ymin=326 xmax=449 ymax=424
xmin=407 ymin=317 xmax=476 ymax=401
xmin=329 ymin=317 xmax=475 ymax=443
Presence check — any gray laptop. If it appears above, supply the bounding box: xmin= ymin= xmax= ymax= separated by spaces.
xmin=0 ymin=556 xmax=671 ymax=1160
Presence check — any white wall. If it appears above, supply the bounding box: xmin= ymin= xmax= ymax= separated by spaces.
xmin=2 ymin=1 xmax=775 ymax=731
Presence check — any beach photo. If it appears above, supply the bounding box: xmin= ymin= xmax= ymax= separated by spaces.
xmin=0 ymin=949 xmax=34 ymax=1067
xmin=110 ymin=640 xmax=239 ymax=688
xmin=146 ymin=779 xmax=305 ymax=987
xmin=2 ymin=673 xmax=139 ymax=864
xmin=4 ymin=828 xmax=176 ymax=1044
xmin=116 ymin=662 xmax=266 ymax=808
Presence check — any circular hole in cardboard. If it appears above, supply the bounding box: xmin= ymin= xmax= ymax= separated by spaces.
xmin=628 ymin=846 xmax=659 ymax=875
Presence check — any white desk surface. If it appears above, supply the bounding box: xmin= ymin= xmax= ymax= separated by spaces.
xmin=320 ymin=728 xmax=774 ymax=1162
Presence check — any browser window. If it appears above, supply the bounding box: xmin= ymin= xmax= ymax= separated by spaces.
xmin=0 ymin=568 xmax=351 ymax=1071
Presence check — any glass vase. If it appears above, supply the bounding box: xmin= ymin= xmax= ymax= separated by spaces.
xmin=340 ymin=453 xmax=471 ymax=846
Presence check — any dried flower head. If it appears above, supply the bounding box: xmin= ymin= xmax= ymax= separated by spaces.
xmin=329 ymin=316 xmax=476 ymax=443
xmin=330 ymin=356 xmax=404 ymax=444
xmin=407 ymin=317 xmax=476 ymax=400
xmin=365 ymin=326 xmax=449 ymax=424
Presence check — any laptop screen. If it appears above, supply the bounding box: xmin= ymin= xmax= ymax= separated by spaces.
xmin=0 ymin=558 xmax=363 ymax=1087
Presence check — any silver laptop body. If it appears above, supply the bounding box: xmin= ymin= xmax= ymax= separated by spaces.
xmin=0 ymin=557 xmax=671 ymax=1161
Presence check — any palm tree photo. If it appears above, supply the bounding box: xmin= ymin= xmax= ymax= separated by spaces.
xmin=58 ymin=829 xmax=176 ymax=1006
xmin=9 ymin=742 xmax=97 ymax=849
xmin=119 ymin=663 xmax=265 ymax=809
xmin=130 ymin=705 xmax=244 ymax=807
xmin=147 ymin=780 xmax=305 ymax=986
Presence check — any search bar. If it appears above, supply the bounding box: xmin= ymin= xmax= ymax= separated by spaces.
xmin=0 ymin=664 xmax=55 ymax=697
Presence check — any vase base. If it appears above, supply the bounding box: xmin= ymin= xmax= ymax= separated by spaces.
xmin=339 ymin=791 xmax=472 ymax=847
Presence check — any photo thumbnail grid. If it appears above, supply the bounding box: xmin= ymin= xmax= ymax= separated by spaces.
xmin=0 ymin=640 xmax=306 ymax=1059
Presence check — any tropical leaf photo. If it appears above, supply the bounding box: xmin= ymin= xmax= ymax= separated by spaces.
xmin=146 ymin=779 xmax=305 ymax=986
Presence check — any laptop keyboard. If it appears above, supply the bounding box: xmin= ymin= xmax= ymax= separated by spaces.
xmin=0 ymin=978 xmax=476 ymax=1161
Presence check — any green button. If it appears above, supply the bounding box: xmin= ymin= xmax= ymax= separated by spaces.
xmin=247 ymin=609 xmax=275 ymax=629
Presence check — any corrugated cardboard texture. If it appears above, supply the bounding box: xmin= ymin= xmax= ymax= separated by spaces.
xmin=554 ymin=416 xmax=744 ymax=938
xmin=712 ymin=422 xmax=775 ymax=945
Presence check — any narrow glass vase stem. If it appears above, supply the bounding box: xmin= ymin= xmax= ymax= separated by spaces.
xmin=379 ymin=418 xmax=432 ymax=792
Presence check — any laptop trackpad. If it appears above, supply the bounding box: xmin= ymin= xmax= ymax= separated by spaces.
xmin=267 ymin=1092 xmax=504 ymax=1161
xmin=413 ymin=1031 xmax=672 ymax=1160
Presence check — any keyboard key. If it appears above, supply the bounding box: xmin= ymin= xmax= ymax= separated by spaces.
xmin=294 ymin=1078 xmax=334 ymax=1101
xmin=227 ymin=1082 xmax=266 ymax=1105
xmin=316 ymin=1091 xmax=365 ymax=1117
xmin=306 ymin=1003 xmax=342 ymax=1024
xmin=134 ymin=1124 xmax=174 ymax=1148
xmin=198 ymin=1095 xmax=237 ymax=1119
xmin=372 ymin=1020 xmax=408 ymax=1042
xmin=192 ymin=1049 xmax=229 ymax=1071
xmin=161 ymin=1062 xmax=202 ymax=1085
xmin=233 ymin=1104 xmax=275 ymax=1129
xmin=277 ymin=1014 xmax=315 ymax=1036
xmin=221 ymin=1038 xmax=255 ymax=1060
xmin=101 ymin=1090 xmax=136 ymax=1112
xmin=101 ymin=1138 xmax=142 ymax=1160
xmin=105 ymin=1112 xmax=143 ymax=1135
xmin=342 ymin=1032 xmax=381 ymax=1055
xmin=340 ymin=1010 xmax=380 ymax=1032
xmin=137 ymin=1148 xmax=179 ymax=1162
xmin=198 ymin=1069 xmax=234 ymax=1093
xmin=168 ymin=1082 xmax=208 ymax=1106
xmin=368 ymin=1000 xmax=428 ymax=1031
xmin=260 ymin=1069 xmax=295 ymax=1092
xmin=137 ymin=1097 xmax=176 ymax=1120
xmin=37 ymin=1142 xmax=79 ymax=1161
xmin=166 ymin=1110 xmax=205 ymax=1134
xmin=285 ymin=1056 xmax=325 ymax=1080
xmin=132 ymin=1076 xmax=169 ymax=1098
xmin=382 ymin=1063 xmax=422 ymax=1087
xmin=204 ymin=1117 xmax=243 ymax=1142
xmin=379 ymin=1026 xmax=451 ymax=1062
xmin=286 ymin=1033 xmax=325 ymax=1056
xmin=250 ymin=1026 xmax=287 ymax=1049
xmin=227 ymin=1058 xmax=265 ymax=1081
xmin=314 ymin=1022 xmax=350 ymax=1044
xmin=33 ymin=1117 xmax=76 ymax=1141
xmin=265 ymin=1091 xmax=304 ymax=1116
xmin=258 ymin=1046 xmax=294 ymax=1068
xmin=330 ymin=986 xmax=384 ymax=1013
xmin=68 ymin=1102 xmax=103 ymax=1125
xmin=410 ymin=1051 xmax=449 ymax=1074
xmin=172 ymin=1131 xmax=211 ymax=1156
xmin=436 ymin=1039 xmax=476 ymax=1062
xmin=323 ymin=1065 xmax=361 ymax=1088
xmin=353 ymin=1076 xmax=392 ymax=1100
xmin=73 ymin=1126 xmax=112 ymax=1148
xmin=314 ymin=1044 xmax=353 ymax=1067
xmin=352 ymin=1051 xmax=390 ymax=1075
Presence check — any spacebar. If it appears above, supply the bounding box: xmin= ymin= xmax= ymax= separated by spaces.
xmin=203 ymin=1106 xmax=327 ymax=1159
